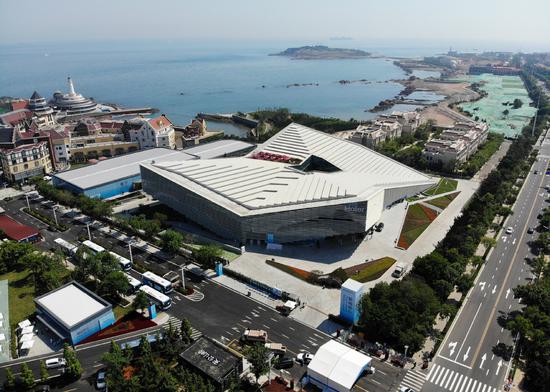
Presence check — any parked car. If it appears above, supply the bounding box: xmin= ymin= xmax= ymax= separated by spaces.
xmin=96 ymin=370 xmax=107 ymax=390
xmin=505 ymin=227 xmax=514 ymax=234
xmin=527 ymin=227 xmax=534 ymax=234
xmin=399 ymin=388 xmax=415 ymax=392
xmin=375 ymin=222 xmax=384 ymax=232
xmin=274 ymin=357 xmax=294 ymax=369
xmin=391 ymin=264 xmax=406 ymax=278
xmin=296 ymin=352 xmax=314 ymax=365
xmin=265 ymin=342 xmax=287 ymax=355
xmin=45 ymin=357 xmax=66 ymax=369
xmin=364 ymin=366 xmax=376 ymax=375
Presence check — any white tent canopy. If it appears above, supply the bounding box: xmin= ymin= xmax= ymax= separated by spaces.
xmin=20 ymin=326 xmax=34 ymax=335
xmin=19 ymin=340 xmax=35 ymax=351
xmin=307 ymin=340 xmax=372 ymax=392
xmin=18 ymin=319 xmax=31 ymax=329
xmin=19 ymin=333 xmax=34 ymax=343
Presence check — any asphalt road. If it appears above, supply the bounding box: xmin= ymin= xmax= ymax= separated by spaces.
xmin=0 ymin=198 xmax=405 ymax=391
xmin=419 ymin=130 xmax=550 ymax=392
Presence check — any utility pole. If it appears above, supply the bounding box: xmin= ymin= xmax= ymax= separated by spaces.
xmin=532 ymin=95 xmax=540 ymax=138
xmin=52 ymin=206 xmax=58 ymax=226
xmin=180 ymin=267 xmax=186 ymax=290
xmin=86 ymin=223 xmax=92 ymax=240
xmin=25 ymin=194 xmax=30 ymax=209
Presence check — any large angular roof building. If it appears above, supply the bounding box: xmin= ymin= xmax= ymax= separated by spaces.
xmin=141 ymin=123 xmax=437 ymax=244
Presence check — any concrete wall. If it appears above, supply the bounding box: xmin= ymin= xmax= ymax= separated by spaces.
xmin=70 ymin=309 xmax=115 ymax=344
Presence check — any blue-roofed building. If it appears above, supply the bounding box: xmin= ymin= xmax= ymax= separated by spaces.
xmin=52 ymin=140 xmax=255 ymax=199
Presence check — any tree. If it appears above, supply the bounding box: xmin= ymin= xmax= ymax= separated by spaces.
xmin=243 ymin=343 xmax=270 ymax=383
xmin=132 ymin=290 xmax=150 ymax=313
xmin=20 ymin=252 xmax=64 ymax=295
xmin=4 ymin=367 xmax=16 ymax=391
xmin=512 ymin=98 xmax=523 ymax=109
xmin=193 ymin=244 xmax=223 ymax=269
xmin=0 ymin=240 xmax=33 ymax=273
xmin=100 ymin=271 xmax=130 ymax=302
xmin=160 ymin=229 xmax=183 ymax=254
xmin=40 ymin=360 xmax=49 ymax=383
xmin=137 ymin=337 xmax=162 ymax=391
xmin=20 ymin=363 xmax=36 ymax=390
xmin=180 ymin=317 xmax=193 ymax=345
xmin=102 ymin=341 xmax=133 ymax=392
xmin=63 ymin=343 xmax=82 ymax=380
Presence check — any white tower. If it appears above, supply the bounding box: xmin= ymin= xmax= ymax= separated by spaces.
xmin=67 ymin=76 xmax=76 ymax=95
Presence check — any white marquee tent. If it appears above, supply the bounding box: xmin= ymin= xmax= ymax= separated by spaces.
xmin=307 ymin=340 xmax=373 ymax=392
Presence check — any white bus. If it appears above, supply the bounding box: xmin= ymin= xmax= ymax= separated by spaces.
xmin=82 ymin=240 xmax=131 ymax=271
xmin=142 ymin=271 xmax=173 ymax=294
xmin=139 ymin=285 xmax=172 ymax=310
xmin=110 ymin=252 xmax=132 ymax=271
xmin=124 ymin=273 xmax=142 ymax=293
xmin=54 ymin=238 xmax=78 ymax=256
xmin=82 ymin=240 xmax=105 ymax=254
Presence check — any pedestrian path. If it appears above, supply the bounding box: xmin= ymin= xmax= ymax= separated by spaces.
xmin=399 ymin=369 xmax=427 ymax=391
xmin=166 ymin=317 xmax=202 ymax=341
xmin=425 ymin=364 xmax=499 ymax=392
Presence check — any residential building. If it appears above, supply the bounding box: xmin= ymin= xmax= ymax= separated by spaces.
xmin=70 ymin=133 xmax=138 ymax=162
xmin=124 ymin=115 xmax=176 ymax=149
xmin=423 ymin=122 xmax=489 ymax=166
xmin=0 ymin=126 xmax=54 ymax=182
xmin=378 ymin=111 xmax=421 ymax=133
xmin=351 ymin=119 xmax=402 ymax=148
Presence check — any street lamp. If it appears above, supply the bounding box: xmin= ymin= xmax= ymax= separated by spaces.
xmin=128 ymin=237 xmax=136 ymax=264
xmin=404 ymin=345 xmax=409 ymax=359
xmin=180 ymin=266 xmax=186 ymax=291
xmin=25 ymin=194 xmax=30 ymax=209
xmin=52 ymin=206 xmax=58 ymax=226
xmin=86 ymin=222 xmax=92 ymax=241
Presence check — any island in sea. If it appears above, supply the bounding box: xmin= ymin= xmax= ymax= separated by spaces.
xmin=270 ymin=45 xmax=371 ymax=60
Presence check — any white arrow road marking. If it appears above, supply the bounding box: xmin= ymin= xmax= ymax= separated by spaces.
xmin=480 ymin=353 xmax=487 ymax=369
xmin=496 ymin=359 xmax=503 ymax=375
xmin=479 ymin=282 xmax=486 ymax=291
xmin=449 ymin=341 xmax=457 ymax=356
xmin=463 ymin=346 xmax=471 ymax=361
xmin=502 ymin=236 xmax=507 ymax=242
xmin=492 ymin=285 xmax=497 ymax=295
xmin=512 ymin=238 xmax=516 ymax=245
xmin=505 ymin=288 xmax=511 ymax=299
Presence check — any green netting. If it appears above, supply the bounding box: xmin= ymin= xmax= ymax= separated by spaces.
xmin=459 ymin=74 xmax=537 ymax=138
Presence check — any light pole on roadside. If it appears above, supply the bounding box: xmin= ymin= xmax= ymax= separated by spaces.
xmin=86 ymin=222 xmax=92 ymax=240
xmin=128 ymin=238 xmax=135 ymax=264
xmin=25 ymin=194 xmax=30 ymax=209
xmin=52 ymin=206 xmax=58 ymax=226
xmin=404 ymin=345 xmax=409 ymax=359
xmin=180 ymin=267 xmax=186 ymax=291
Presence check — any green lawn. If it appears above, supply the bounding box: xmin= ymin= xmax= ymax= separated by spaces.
xmin=349 ymin=257 xmax=396 ymax=283
xmin=113 ymin=305 xmax=134 ymax=320
xmin=426 ymin=191 xmax=460 ymax=209
xmin=424 ymin=178 xmax=458 ymax=196
xmin=184 ymin=243 xmax=240 ymax=262
xmin=0 ymin=270 xmax=36 ymax=328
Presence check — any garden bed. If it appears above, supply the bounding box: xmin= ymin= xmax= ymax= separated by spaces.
xmin=345 ymin=257 xmax=397 ymax=283
xmin=397 ymin=204 xmax=439 ymax=249
xmin=79 ymin=313 xmax=156 ymax=344
xmin=426 ymin=191 xmax=460 ymax=209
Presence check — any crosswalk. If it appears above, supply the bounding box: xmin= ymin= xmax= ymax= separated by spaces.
xmin=399 ymin=369 xmax=427 ymax=391
xmin=425 ymin=364 xmax=499 ymax=392
xmin=166 ymin=317 xmax=203 ymax=341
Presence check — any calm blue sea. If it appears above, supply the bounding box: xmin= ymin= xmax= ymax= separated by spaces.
xmin=0 ymin=41 xmax=444 ymax=127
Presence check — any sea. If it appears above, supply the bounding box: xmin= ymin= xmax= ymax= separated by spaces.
xmin=0 ymin=40 xmax=447 ymax=136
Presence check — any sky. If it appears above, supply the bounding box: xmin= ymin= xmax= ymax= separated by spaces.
xmin=1 ymin=0 xmax=549 ymax=51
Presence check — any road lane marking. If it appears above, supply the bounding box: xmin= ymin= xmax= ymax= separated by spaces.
xmin=435 ymin=367 xmax=448 ymax=385
xmin=443 ymin=369 xmax=455 ymax=389
xmin=448 ymin=371 xmax=459 ymax=390
xmin=262 ymin=324 xmax=271 ymax=329
xmin=281 ymin=333 xmax=289 ymax=339
xmin=270 ymin=317 xmax=278 ymax=322
xmin=426 ymin=363 xmax=438 ymax=381
xmin=455 ymin=302 xmax=483 ymax=361
xmin=289 ymin=326 xmax=295 ymax=331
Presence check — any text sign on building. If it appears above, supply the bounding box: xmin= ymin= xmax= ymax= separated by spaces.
xmin=198 ymin=349 xmax=221 ymax=366
xmin=344 ymin=204 xmax=366 ymax=213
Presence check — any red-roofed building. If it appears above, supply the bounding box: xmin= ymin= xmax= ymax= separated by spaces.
xmin=10 ymin=100 xmax=29 ymax=111
xmin=126 ymin=114 xmax=175 ymax=150
xmin=0 ymin=109 xmax=34 ymax=130
xmin=0 ymin=215 xmax=40 ymax=242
